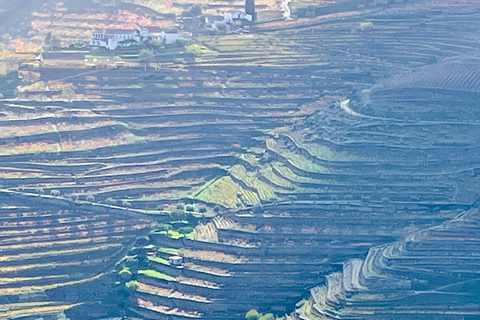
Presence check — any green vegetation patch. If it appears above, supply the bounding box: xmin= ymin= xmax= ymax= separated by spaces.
xmin=152 ymin=229 xmax=185 ymax=239
xmin=138 ymin=269 xmax=175 ymax=281
xmin=147 ymin=256 xmax=169 ymax=265
xmin=158 ymin=247 xmax=180 ymax=255
xmin=186 ymin=43 xmax=216 ymax=55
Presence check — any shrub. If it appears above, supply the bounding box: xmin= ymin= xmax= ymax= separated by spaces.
xmin=105 ymin=197 xmax=116 ymax=204
xmin=124 ymin=256 xmax=139 ymax=271
xmin=199 ymin=205 xmax=207 ymax=213
xmin=135 ymin=236 xmax=150 ymax=246
xmin=216 ymin=23 xmax=228 ymax=32
xmin=252 ymin=204 xmax=264 ymax=214
xmin=124 ymin=280 xmax=138 ymax=293
xmin=360 ymin=21 xmax=374 ymax=31
xmin=156 ymin=224 xmax=172 ymax=232
xmin=185 ymin=205 xmax=195 ymax=212
xmin=121 ymin=199 xmax=132 ymax=207
xmin=119 ymin=267 xmax=132 ymax=280
xmin=169 ymin=209 xmax=187 ymax=221
xmin=178 ymin=227 xmax=194 ymax=235
xmin=245 ymin=309 xmax=261 ymax=320
xmin=176 ymin=203 xmax=185 ymax=210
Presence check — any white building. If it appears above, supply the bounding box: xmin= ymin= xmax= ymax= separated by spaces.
xmin=90 ymin=29 xmax=140 ymax=51
xmin=224 ymin=11 xmax=252 ymax=24
xmin=90 ymin=27 xmax=179 ymax=50
xmin=161 ymin=29 xmax=179 ymax=44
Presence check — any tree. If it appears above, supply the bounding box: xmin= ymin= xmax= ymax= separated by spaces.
xmin=183 ymin=4 xmax=203 ymax=17
xmin=178 ymin=226 xmax=194 ymax=234
xmin=216 ymin=23 xmax=228 ymax=32
xmin=245 ymin=309 xmax=261 ymax=320
xmin=118 ymin=267 xmax=132 ymax=280
xmin=60 ymin=87 xmax=75 ymax=102
xmin=156 ymin=223 xmax=172 ymax=232
xmin=169 ymin=209 xmax=187 ymax=221
xmin=43 ymin=32 xmax=61 ymax=51
xmin=138 ymin=49 xmax=155 ymax=71
xmin=252 ymin=204 xmax=264 ymax=214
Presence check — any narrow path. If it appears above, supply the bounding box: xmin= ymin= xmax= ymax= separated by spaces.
xmin=340 ymin=99 xmax=366 ymax=117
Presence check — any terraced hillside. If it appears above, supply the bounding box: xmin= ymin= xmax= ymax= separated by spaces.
xmin=295 ymin=208 xmax=480 ymax=320
xmin=1 ymin=0 xmax=480 ymax=319
xmin=121 ymin=2 xmax=480 ymax=319
xmin=2 ymin=61 xmax=326 ymax=210
xmin=123 ymin=203 xmax=464 ymax=319
xmin=0 ymin=191 xmax=153 ymax=319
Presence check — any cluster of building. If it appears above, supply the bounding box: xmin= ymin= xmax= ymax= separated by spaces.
xmin=206 ymin=0 xmax=256 ymax=29
xmin=90 ymin=26 xmax=179 ymax=51
xmin=89 ymin=0 xmax=257 ymax=50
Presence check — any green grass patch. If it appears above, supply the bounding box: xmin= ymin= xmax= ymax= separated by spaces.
xmin=151 ymin=230 xmax=184 ymax=239
xmin=147 ymin=256 xmax=169 ymax=265
xmin=138 ymin=269 xmax=175 ymax=281
xmin=229 ymin=164 xmax=276 ymax=201
xmin=158 ymin=248 xmax=180 ymax=255
xmin=186 ymin=43 xmax=216 ymax=55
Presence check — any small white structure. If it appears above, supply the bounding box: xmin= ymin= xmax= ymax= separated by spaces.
xmin=169 ymin=255 xmax=183 ymax=266
xmin=90 ymin=29 xmax=140 ymax=51
xmin=224 ymin=11 xmax=252 ymax=24
xmin=161 ymin=29 xmax=179 ymax=44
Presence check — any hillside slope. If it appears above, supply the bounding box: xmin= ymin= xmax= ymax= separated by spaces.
xmin=0 ymin=0 xmax=480 ymax=319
